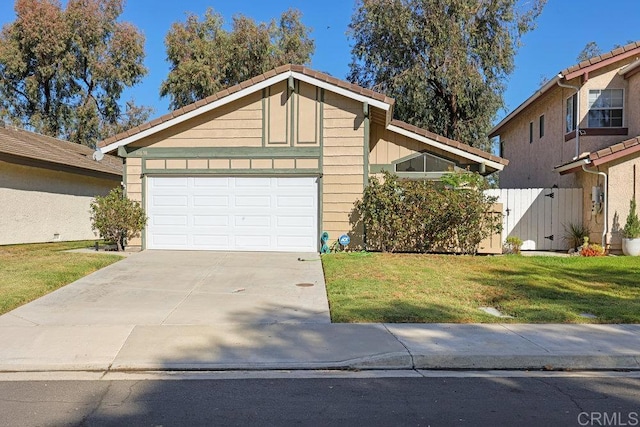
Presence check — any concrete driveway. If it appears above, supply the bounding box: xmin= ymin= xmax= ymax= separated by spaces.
xmin=0 ymin=251 xmax=330 ymax=327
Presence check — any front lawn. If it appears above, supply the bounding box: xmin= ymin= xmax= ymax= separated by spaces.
xmin=0 ymin=241 xmax=122 ymax=315
xmin=322 ymin=253 xmax=640 ymax=323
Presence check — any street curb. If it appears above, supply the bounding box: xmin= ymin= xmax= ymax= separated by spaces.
xmin=1 ymin=354 xmax=639 ymax=373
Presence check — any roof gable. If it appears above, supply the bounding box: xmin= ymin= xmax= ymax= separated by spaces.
xmin=99 ymin=64 xmax=394 ymax=154
xmin=99 ymin=64 xmax=506 ymax=171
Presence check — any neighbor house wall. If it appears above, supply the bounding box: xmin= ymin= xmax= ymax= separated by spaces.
xmin=0 ymin=160 xmax=118 ymax=245
xmin=498 ymin=58 xmax=638 ymax=189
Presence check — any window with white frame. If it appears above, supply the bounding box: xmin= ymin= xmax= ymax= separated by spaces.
xmin=588 ymin=89 xmax=623 ymax=128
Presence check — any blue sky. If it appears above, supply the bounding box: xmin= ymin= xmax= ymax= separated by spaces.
xmin=1 ymin=0 xmax=639 ymax=124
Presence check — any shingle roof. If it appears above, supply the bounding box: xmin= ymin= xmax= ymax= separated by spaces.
xmin=390 ymin=120 xmax=508 ymax=166
xmin=0 ymin=125 xmax=122 ymax=177
xmin=99 ymin=64 xmax=395 ymax=149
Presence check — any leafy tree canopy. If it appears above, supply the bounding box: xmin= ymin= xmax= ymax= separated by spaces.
xmin=577 ymin=41 xmax=602 ymax=62
xmin=0 ymin=0 xmax=150 ymax=145
xmin=161 ymin=8 xmax=315 ymax=110
xmin=348 ymin=0 xmax=546 ymax=151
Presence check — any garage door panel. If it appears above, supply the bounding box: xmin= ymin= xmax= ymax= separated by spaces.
xmin=235 ymin=216 xmax=271 ymax=227
xmin=194 ymin=195 xmax=229 ymax=207
xmin=193 ymin=177 xmax=229 ymax=188
xmin=235 ymin=177 xmax=272 ymax=188
xmin=151 ymin=234 xmax=189 ymax=246
xmin=153 ymin=177 xmax=188 ymax=188
xmin=152 ymin=215 xmax=188 ymax=226
xmin=192 ymin=234 xmax=230 ymax=247
xmin=152 ymin=195 xmax=188 ymax=207
xmin=193 ymin=215 xmax=228 ymax=226
xmin=235 ymin=196 xmax=271 ymax=207
xmin=276 ymin=216 xmax=314 ymax=227
xmin=147 ymin=177 xmax=317 ymax=251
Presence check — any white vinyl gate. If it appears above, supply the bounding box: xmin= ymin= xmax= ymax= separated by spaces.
xmin=485 ymin=188 xmax=583 ymax=251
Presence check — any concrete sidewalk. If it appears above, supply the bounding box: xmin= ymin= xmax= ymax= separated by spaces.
xmin=0 ymin=323 xmax=638 ymax=372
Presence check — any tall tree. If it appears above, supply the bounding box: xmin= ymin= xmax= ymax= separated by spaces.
xmin=161 ymin=8 xmax=315 ymax=110
xmin=577 ymin=41 xmax=601 ymax=62
xmin=0 ymin=0 xmax=149 ymax=145
xmin=349 ymin=0 xmax=546 ymax=151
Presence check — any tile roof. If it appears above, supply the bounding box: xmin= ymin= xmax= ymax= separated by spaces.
xmin=561 ymin=41 xmax=640 ymax=76
xmin=589 ymin=135 xmax=640 ymax=166
xmin=99 ymin=64 xmax=395 ymax=148
xmin=390 ymin=120 xmax=509 ymax=166
xmin=0 ymin=125 xmax=122 ymax=177
xmin=491 ymin=41 xmax=640 ymax=138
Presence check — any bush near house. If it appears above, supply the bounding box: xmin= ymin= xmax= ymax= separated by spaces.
xmin=355 ymin=172 xmax=500 ymax=254
xmin=90 ymin=188 xmax=147 ymax=251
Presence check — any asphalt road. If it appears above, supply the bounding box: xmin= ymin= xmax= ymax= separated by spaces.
xmin=1 ymin=373 xmax=639 ymax=426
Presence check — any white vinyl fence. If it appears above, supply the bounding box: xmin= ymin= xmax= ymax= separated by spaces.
xmin=485 ymin=188 xmax=583 ymax=251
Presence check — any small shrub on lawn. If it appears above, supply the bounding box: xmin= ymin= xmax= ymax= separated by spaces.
xmin=90 ymin=188 xmax=147 ymax=251
xmin=503 ymin=236 xmax=523 ymax=254
xmin=355 ymin=172 xmax=501 ymax=254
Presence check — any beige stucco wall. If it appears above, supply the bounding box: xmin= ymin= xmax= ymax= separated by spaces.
xmin=0 ymin=160 xmax=118 ymax=245
xmin=499 ymin=59 xmax=638 ymax=189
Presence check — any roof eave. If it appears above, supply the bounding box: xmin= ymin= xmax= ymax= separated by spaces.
xmin=387 ymin=123 xmax=506 ymax=172
xmin=553 ymin=158 xmax=591 ymax=175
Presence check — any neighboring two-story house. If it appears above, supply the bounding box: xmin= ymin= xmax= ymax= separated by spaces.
xmin=490 ymin=42 xmax=640 ymax=252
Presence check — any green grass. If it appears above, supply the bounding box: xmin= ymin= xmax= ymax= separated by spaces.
xmin=322 ymin=253 xmax=640 ymax=323
xmin=0 ymin=241 xmax=122 ymax=315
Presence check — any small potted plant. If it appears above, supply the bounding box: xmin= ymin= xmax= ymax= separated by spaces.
xmin=622 ymin=198 xmax=640 ymax=256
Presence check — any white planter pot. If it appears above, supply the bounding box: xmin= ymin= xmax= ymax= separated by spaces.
xmin=622 ymin=238 xmax=640 ymax=256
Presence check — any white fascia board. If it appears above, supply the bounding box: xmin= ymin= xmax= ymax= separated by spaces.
xmin=387 ymin=124 xmax=505 ymax=171
xmin=553 ymin=157 xmax=591 ymax=174
xmin=102 ymin=73 xmax=291 ymax=153
xmin=292 ymin=72 xmax=391 ymax=112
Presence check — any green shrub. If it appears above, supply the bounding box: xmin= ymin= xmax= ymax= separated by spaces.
xmin=563 ymin=222 xmax=591 ymax=250
xmin=623 ymin=198 xmax=640 ymax=238
xmin=504 ymin=236 xmax=523 ymax=254
xmin=90 ymin=188 xmax=147 ymax=251
xmin=355 ymin=172 xmax=501 ymax=255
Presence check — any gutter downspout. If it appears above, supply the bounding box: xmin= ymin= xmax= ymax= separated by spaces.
xmin=582 ymin=164 xmax=608 ymax=247
xmin=557 ymin=74 xmax=581 ymax=158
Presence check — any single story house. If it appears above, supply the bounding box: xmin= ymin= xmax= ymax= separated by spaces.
xmin=99 ymin=64 xmax=507 ymax=252
xmin=490 ymin=41 xmax=640 ymax=252
xmin=0 ymin=125 xmax=122 ymax=245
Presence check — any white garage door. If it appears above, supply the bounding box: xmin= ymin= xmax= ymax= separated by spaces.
xmin=146 ymin=177 xmax=318 ymax=252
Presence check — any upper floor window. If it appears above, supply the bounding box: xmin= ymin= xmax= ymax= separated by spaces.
xmin=539 ymin=115 xmax=545 ymax=138
xmin=566 ymin=94 xmax=577 ymax=133
xmin=529 ymin=122 xmax=533 ymax=143
xmin=588 ymin=89 xmax=623 ymax=128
